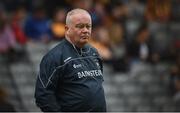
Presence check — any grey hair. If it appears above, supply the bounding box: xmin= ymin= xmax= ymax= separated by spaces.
xmin=65 ymin=8 xmax=91 ymax=25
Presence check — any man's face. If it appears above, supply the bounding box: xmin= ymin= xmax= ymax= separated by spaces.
xmin=66 ymin=13 xmax=92 ymax=47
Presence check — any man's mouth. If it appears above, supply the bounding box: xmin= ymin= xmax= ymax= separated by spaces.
xmin=81 ymin=36 xmax=89 ymax=39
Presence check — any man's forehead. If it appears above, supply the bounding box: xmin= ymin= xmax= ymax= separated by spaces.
xmin=71 ymin=12 xmax=91 ymax=19
xmin=71 ymin=13 xmax=91 ymax=23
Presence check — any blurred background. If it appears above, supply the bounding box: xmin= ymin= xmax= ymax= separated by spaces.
xmin=0 ymin=0 xmax=179 ymax=112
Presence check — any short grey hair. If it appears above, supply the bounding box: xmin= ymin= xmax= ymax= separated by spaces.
xmin=66 ymin=8 xmax=91 ymax=25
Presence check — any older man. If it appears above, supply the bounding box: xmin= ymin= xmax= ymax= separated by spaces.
xmin=35 ymin=8 xmax=106 ymax=112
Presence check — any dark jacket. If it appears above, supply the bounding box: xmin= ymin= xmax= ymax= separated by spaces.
xmin=35 ymin=39 xmax=106 ymax=112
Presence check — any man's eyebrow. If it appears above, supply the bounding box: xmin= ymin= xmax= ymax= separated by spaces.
xmin=75 ymin=24 xmax=92 ymax=28
xmin=76 ymin=23 xmax=91 ymax=25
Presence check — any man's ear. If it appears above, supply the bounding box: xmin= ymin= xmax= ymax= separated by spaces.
xmin=65 ymin=25 xmax=69 ymax=31
xmin=65 ymin=25 xmax=69 ymax=35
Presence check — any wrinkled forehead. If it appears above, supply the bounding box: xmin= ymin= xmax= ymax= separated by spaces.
xmin=71 ymin=13 xmax=91 ymax=24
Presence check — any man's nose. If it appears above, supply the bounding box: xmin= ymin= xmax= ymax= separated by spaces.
xmin=82 ymin=27 xmax=89 ymax=33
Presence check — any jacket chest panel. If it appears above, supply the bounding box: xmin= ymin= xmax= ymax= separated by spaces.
xmin=62 ymin=57 xmax=102 ymax=81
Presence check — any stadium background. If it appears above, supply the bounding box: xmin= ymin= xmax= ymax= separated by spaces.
xmin=0 ymin=0 xmax=179 ymax=111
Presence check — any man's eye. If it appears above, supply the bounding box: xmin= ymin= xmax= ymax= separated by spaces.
xmin=76 ymin=24 xmax=84 ymax=28
xmin=76 ymin=24 xmax=91 ymax=29
xmin=86 ymin=25 xmax=91 ymax=29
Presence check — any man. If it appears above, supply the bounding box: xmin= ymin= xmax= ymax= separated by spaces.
xmin=34 ymin=8 xmax=106 ymax=112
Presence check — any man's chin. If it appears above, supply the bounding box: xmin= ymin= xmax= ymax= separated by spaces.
xmin=81 ymin=38 xmax=89 ymax=43
xmin=78 ymin=39 xmax=89 ymax=47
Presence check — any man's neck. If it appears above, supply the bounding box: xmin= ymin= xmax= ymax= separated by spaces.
xmin=65 ymin=37 xmax=84 ymax=48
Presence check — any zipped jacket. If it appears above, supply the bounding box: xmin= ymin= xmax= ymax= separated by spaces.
xmin=35 ymin=39 xmax=106 ymax=112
